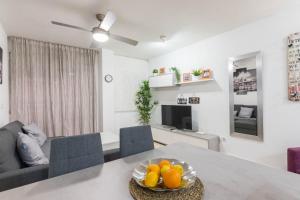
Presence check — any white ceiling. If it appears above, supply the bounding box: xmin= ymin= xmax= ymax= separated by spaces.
xmin=0 ymin=0 xmax=286 ymax=60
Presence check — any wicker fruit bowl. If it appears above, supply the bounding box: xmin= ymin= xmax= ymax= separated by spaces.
xmin=132 ymin=158 xmax=197 ymax=192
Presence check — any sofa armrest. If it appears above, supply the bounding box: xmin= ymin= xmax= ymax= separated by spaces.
xmin=0 ymin=164 xmax=49 ymax=192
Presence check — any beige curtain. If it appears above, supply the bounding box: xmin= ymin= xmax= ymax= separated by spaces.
xmin=9 ymin=37 xmax=99 ymax=137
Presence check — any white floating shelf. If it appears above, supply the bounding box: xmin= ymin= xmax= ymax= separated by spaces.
xmin=178 ymin=78 xmax=214 ymax=85
xmin=149 ymin=74 xmax=214 ymax=88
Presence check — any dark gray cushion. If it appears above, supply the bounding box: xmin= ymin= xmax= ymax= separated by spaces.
xmin=2 ymin=121 xmax=24 ymax=137
xmin=235 ymin=118 xmax=257 ymax=130
xmin=0 ymin=164 xmax=49 ymax=192
xmin=48 ymin=133 xmax=104 ymax=178
xmin=0 ymin=129 xmax=22 ymax=173
xmin=120 ymin=125 xmax=154 ymax=157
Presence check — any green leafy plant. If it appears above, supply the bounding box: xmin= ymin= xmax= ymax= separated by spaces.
xmin=171 ymin=67 xmax=181 ymax=83
xmin=135 ymin=80 xmax=155 ymax=125
xmin=192 ymin=69 xmax=203 ymax=76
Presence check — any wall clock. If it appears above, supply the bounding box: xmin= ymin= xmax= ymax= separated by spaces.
xmin=104 ymin=74 xmax=113 ymax=83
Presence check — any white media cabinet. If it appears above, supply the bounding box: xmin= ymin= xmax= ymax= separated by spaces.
xmin=151 ymin=125 xmax=220 ymax=151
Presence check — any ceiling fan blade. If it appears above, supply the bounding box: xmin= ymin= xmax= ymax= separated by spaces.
xmin=100 ymin=11 xmax=117 ymax=31
xmin=51 ymin=21 xmax=91 ymax=32
xmin=110 ymin=33 xmax=138 ymax=46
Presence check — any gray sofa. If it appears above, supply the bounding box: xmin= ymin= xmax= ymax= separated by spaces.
xmin=0 ymin=121 xmax=118 ymax=192
xmin=234 ymin=104 xmax=257 ymax=136
xmin=0 ymin=121 xmax=52 ymax=192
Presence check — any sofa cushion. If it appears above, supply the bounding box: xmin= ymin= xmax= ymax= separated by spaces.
xmin=0 ymin=164 xmax=49 ymax=192
xmin=17 ymin=132 xmax=49 ymax=166
xmin=0 ymin=129 xmax=23 ymax=173
xmin=22 ymin=123 xmax=47 ymax=146
xmin=2 ymin=121 xmax=24 ymax=137
xmin=235 ymin=118 xmax=257 ymax=130
xmin=238 ymin=107 xmax=254 ymax=118
xmin=41 ymin=138 xmax=52 ymax=159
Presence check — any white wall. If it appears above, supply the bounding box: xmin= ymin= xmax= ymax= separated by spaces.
xmin=114 ymin=55 xmax=149 ymax=133
xmin=149 ymin=1 xmax=300 ymax=169
xmin=101 ymin=50 xmax=149 ymax=134
xmin=0 ymin=22 xmax=8 ymax=126
xmin=101 ymin=49 xmax=115 ymax=133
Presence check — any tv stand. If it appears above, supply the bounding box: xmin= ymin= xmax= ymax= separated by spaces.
xmin=151 ymin=124 xmax=220 ymax=151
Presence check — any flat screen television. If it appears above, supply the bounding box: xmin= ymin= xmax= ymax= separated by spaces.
xmin=161 ymin=105 xmax=192 ymax=130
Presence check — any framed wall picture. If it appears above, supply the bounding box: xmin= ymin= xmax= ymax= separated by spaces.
xmin=288 ymin=32 xmax=300 ymax=101
xmin=0 ymin=47 xmax=2 ymax=85
xmin=182 ymin=73 xmax=192 ymax=82
xmin=233 ymin=67 xmax=257 ymax=95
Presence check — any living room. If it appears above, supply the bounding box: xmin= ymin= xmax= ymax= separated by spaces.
xmin=0 ymin=0 xmax=300 ymax=199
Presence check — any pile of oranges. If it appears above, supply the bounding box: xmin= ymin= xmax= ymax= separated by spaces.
xmin=144 ymin=160 xmax=184 ymax=189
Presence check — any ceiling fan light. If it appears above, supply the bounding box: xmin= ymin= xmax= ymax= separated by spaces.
xmin=93 ymin=32 xmax=109 ymax=42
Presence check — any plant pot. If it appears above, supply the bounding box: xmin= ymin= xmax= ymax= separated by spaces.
xmin=153 ymin=72 xmax=159 ymax=76
xmin=192 ymin=75 xmax=200 ymax=81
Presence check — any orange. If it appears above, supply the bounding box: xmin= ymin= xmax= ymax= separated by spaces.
xmin=160 ymin=165 xmax=171 ymax=175
xmin=162 ymin=168 xmax=181 ymax=189
xmin=159 ymin=160 xmax=171 ymax=168
xmin=144 ymin=171 xmax=159 ymax=187
xmin=172 ymin=164 xmax=184 ymax=176
xmin=147 ymin=164 xmax=160 ymax=175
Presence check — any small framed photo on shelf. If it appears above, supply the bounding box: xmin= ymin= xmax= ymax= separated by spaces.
xmin=182 ymin=73 xmax=192 ymax=82
xmin=159 ymin=67 xmax=166 ymax=75
xmin=202 ymin=69 xmax=212 ymax=79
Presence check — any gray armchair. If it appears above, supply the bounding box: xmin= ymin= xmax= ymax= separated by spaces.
xmin=48 ymin=133 xmax=104 ymax=178
xmin=120 ymin=125 xmax=154 ymax=157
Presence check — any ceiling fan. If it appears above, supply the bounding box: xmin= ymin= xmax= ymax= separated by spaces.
xmin=51 ymin=11 xmax=138 ymax=46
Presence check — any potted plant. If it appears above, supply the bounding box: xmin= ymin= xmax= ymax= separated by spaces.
xmin=192 ymin=69 xmax=203 ymax=81
xmin=170 ymin=67 xmax=181 ymax=83
xmin=152 ymin=69 xmax=159 ymax=76
xmin=135 ymin=80 xmax=156 ymax=125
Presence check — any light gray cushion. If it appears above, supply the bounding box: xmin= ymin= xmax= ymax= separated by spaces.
xmin=0 ymin=129 xmax=22 ymax=173
xmin=238 ymin=107 xmax=254 ymax=118
xmin=22 ymin=123 xmax=47 ymax=146
xmin=17 ymin=132 xmax=49 ymax=166
xmin=41 ymin=138 xmax=52 ymax=159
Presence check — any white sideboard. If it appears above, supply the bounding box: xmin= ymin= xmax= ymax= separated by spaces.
xmin=151 ymin=125 xmax=220 ymax=151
